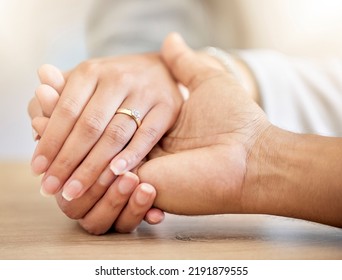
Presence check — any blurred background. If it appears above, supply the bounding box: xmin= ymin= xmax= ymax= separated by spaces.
xmin=0 ymin=0 xmax=91 ymax=160
xmin=1 ymin=0 xmax=342 ymax=160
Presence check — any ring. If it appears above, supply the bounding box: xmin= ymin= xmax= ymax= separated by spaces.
xmin=116 ymin=108 xmax=142 ymax=128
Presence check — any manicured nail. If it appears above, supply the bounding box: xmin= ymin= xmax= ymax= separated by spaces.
xmin=31 ymin=155 xmax=48 ymax=175
xmin=98 ymin=168 xmax=115 ymax=186
xmin=40 ymin=186 xmax=53 ymax=197
xmin=110 ymin=159 xmax=127 ymax=175
xmin=62 ymin=180 xmax=83 ymax=201
xmin=136 ymin=184 xmax=154 ymax=205
xmin=32 ymin=128 xmax=39 ymax=141
xmin=118 ymin=174 xmax=136 ymax=195
xmin=41 ymin=176 xmax=60 ymax=196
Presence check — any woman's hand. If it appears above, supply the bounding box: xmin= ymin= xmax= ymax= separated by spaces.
xmin=30 ymin=54 xmax=183 ymax=203
xmin=28 ymin=64 xmax=166 ymax=234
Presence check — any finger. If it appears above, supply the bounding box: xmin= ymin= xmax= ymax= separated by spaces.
xmin=41 ymin=80 xmax=133 ymax=198
xmin=31 ymin=66 xmax=98 ymax=176
xmin=130 ymin=159 xmax=165 ymax=225
xmin=78 ymin=172 xmax=139 ymax=235
xmin=59 ymin=114 xmax=136 ymax=201
xmin=59 ymin=95 xmax=153 ymax=201
xmin=144 ymin=208 xmax=165 ymax=225
xmin=114 ymin=183 xmax=156 ymax=233
xmin=38 ymin=64 xmax=65 ymax=94
xmin=35 ymin=84 xmax=60 ymax=117
xmin=28 ymin=97 xmax=43 ymax=119
xmin=161 ymin=33 xmax=217 ymax=91
xmin=110 ymin=103 xmax=174 ymax=175
xmin=54 ymin=166 xmax=116 ymax=220
xmin=32 ymin=116 xmax=49 ymax=141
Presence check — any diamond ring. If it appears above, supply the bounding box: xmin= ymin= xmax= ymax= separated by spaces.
xmin=116 ymin=108 xmax=142 ymax=128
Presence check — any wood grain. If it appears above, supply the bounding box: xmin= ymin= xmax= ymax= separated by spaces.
xmin=0 ymin=162 xmax=341 ymax=260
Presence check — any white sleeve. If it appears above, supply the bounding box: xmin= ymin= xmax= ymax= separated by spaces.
xmin=86 ymin=0 xmax=211 ymax=57
xmin=237 ymin=50 xmax=342 ymax=136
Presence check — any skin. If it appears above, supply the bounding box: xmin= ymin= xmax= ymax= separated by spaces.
xmin=30 ymin=54 xmax=183 ymax=204
xmin=136 ymin=33 xmax=342 ymax=227
xmin=29 ymin=33 xmax=342 ymax=233
xmin=29 ymin=64 xmax=165 ymax=234
xmin=28 ymin=42 xmax=250 ymax=234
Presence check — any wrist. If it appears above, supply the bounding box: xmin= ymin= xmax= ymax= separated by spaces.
xmin=243 ymin=126 xmax=296 ymax=215
xmin=244 ymin=126 xmax=342 ymax=227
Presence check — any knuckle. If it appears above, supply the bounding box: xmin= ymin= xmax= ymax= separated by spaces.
xmin=81 ymin=163 xmax=101 ymax=180
xmin=115 ymin=71 xmax=133 ymax=85
xmin=104 ymin=123 xmax=130 ymax=146
xmin=43 ymin=134 xmax=62 ymax=152
xmin=126 ymin=149 xmax=143 ymax=165
xmin=105 ymin=187 xmax=127 ymax=210
xmin=123 ymin=127 xmax=160 ymax=164
xmin=55 ymin=155 xmax=74 ymax=172
xmin=59 ymin=96 xmax=80 ymax=120
xmin=85 ymin=186 xmax=104 ymax=202
xmin=137 ymin=126 xmax=159 ymax=146
xmin=128 ymin=207 xmax=144 ymax=219
xmin=135 ymin=85 xmax=150 ymax=100
xmin=77 ymin=60 xmax=101 ymax=77
xmin=107 ymin=195 xmax=123 ymax=210
xmin=79 ymin=111 xmax=106 ymax=137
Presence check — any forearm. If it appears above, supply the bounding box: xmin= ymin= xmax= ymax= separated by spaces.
xmin=246 ymin=126 xmax=342 ymax=227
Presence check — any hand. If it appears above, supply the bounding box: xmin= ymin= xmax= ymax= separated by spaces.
xmin=28 ymin=64 xmax=165 ymax=234
xmin=56 ymin=171 xmax=163 ymax=234
xmin=138 ymin=33 xmax=271 ymax=215
xmin=30 ymin=54 xmax=183 ymax=203
xmin=138 ymin=34 xmax=342 ymax=228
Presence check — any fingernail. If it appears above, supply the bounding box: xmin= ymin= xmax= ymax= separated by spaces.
xmin=41 ymin=176 xmax=60 ymax=196
xmin=40 ymin=186 xmax=53 ymax=197
xmin=110 ymin=159 xmax=127 ymax=175
xmin=31 ymin=155 xmax=48 ymax=175
xmin=98 ymin=168 xmax=115 ymax=186
xmin=118 ymin=174 xmax=137 ymax=195
xmin=62 ymin=180 xmax=83 ymax=201
xmin=32 ymin=128 xmax=39 ymax=141
xmin=136 ymin=184 xmax=155 ymax=205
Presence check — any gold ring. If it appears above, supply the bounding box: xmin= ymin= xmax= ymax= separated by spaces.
xmin=116 ymin=108 xmax=142 ymax=128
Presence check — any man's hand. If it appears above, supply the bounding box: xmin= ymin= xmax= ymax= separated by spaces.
xmin=138 ymin=33 xmax=271 ymax=215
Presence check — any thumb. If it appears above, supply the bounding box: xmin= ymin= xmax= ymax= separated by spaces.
xmin=137 ymin=152 xmax=193 ymax=215
xmin=138 ymin=148 xmax=224 ymax=215
xmin=161 ymin=33 xmax=215 ymax=90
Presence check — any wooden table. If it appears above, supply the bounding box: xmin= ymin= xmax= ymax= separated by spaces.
xmin=0 ymin=162 xmax=341 ymax=260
